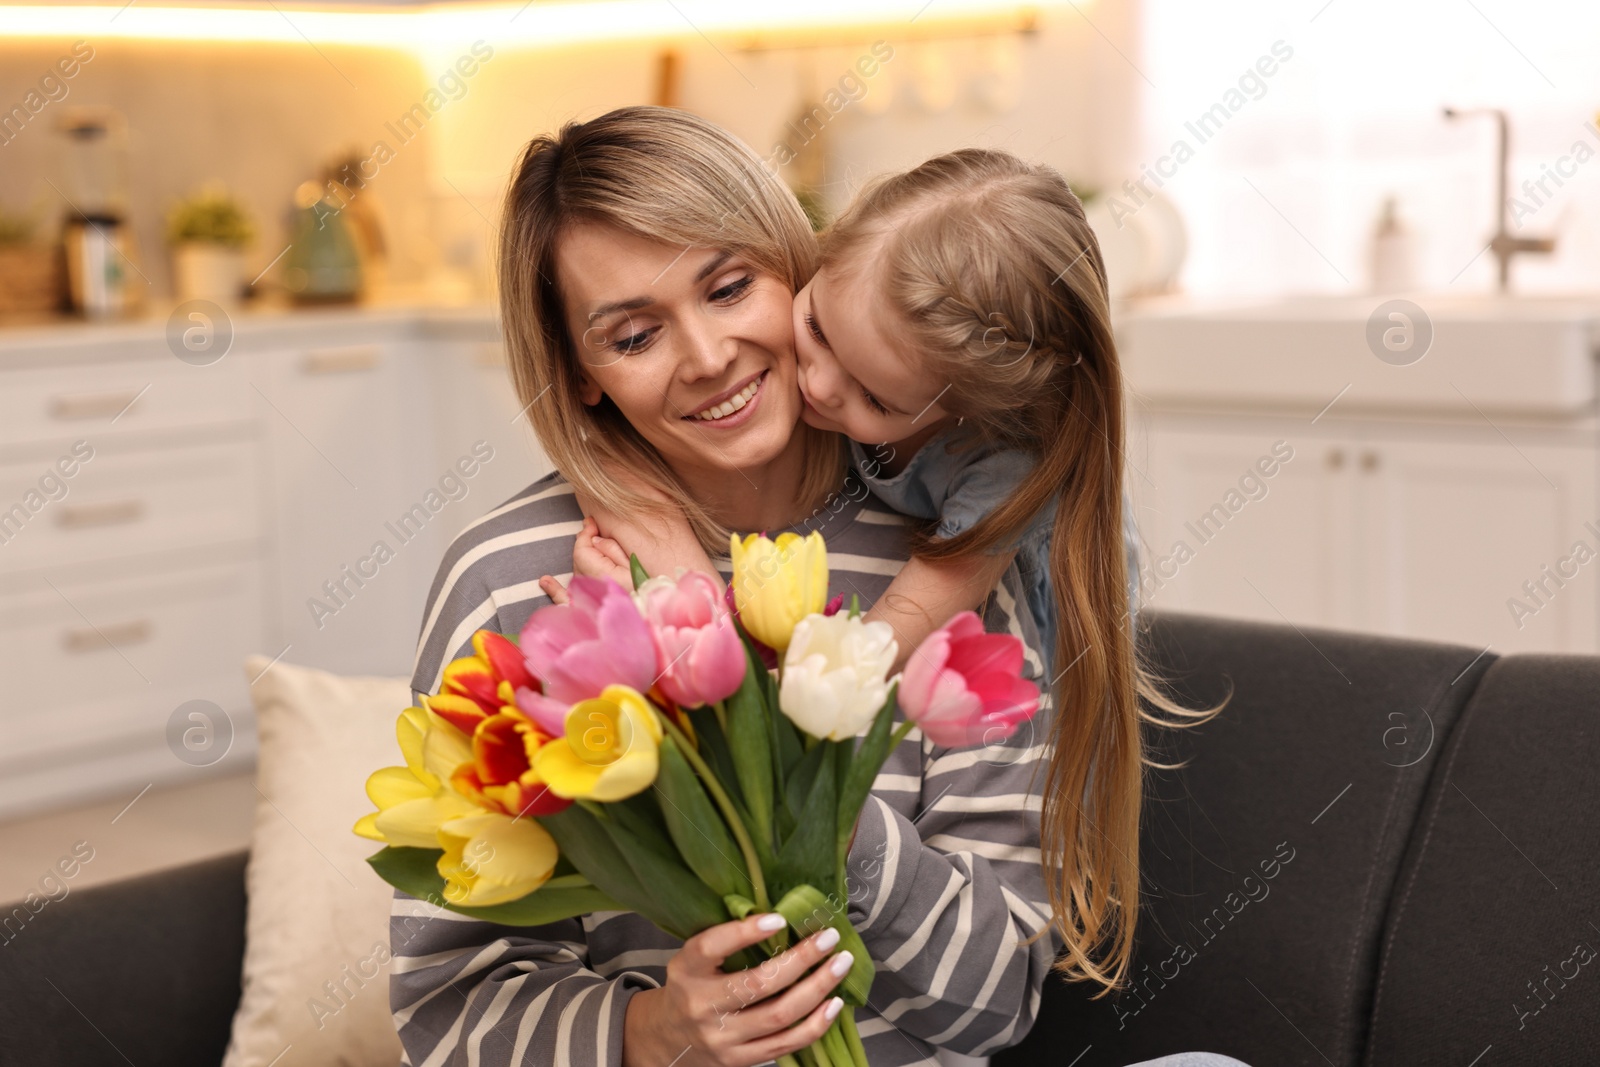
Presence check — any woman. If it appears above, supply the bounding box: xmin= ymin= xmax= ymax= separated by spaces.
xmin=391 ymin=106 xmax=1244 ymax=1067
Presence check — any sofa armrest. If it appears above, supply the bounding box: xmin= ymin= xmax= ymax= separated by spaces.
xmin=0 ymin=849 xmax=248 ymax=1066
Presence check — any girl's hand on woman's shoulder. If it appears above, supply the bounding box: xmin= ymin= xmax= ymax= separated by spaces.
xmin=574 ymin=514 xmax=635 ymax=583
xmin=538 ymin=516 xmax=631 ymax=604
xmin=575 ymin=482 xmax=723 ymax=591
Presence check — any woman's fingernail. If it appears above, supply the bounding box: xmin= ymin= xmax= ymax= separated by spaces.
xmin=824 ymin=996 xmax=843 ymax=1021
xmin=830 ymin=951 xmax=854 ymax=978
xmin=756 ymin=913 xmax=787 ymax=932
xmin=815 ymin=927 xmax=841 ymax=952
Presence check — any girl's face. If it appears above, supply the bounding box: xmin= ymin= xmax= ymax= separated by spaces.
xmin=557 ymin=222 xmax=803 ymax=481
xmin=792 ymin=259 xmax=952 ymax=446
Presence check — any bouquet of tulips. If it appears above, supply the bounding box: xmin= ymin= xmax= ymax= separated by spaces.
xmin=355 ymin=531 xmax=1041 ymax=1067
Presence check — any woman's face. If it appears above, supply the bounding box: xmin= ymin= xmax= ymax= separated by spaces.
xmin=557 ymin=222 xmax=803 ymax=481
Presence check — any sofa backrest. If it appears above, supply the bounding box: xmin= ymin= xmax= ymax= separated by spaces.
xmin=996 ymin=608 xmax=1502 ymax=1067
xmin=0 ymin=848 xmax=247 ymax=1066
xmin=1363 ymin=651 xmax=1600 ymax=1066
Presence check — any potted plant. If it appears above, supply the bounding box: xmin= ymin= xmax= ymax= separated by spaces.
xmin=166 ymin=186 xmax=254 ymax=306
xmin=0 ymin=202 xmax=63 ymax=317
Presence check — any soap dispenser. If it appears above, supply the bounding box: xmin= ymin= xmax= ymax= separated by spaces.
xmin=1369 ymin=195 xmax=1416 ymax=293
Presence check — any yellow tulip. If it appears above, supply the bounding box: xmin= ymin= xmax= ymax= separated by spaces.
xmin=533 ymin=685 xmax=663 ymax=801
xmin=436 ymin=811 xmax=560 ymax=907
xmin=729 ymin=530 xmax=828 ymax=653
xmin=354 ymin=705 xmax=478 ymax=847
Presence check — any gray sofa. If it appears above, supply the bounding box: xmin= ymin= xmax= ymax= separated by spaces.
xmin=3 ymin=609 xmax=1596 ymax=1066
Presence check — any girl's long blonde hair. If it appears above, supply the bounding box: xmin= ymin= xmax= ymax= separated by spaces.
xmin=498 ymin=105 xmax=847 ymax=552
xmin=819 ymin=149 xmax=1227 ymax=996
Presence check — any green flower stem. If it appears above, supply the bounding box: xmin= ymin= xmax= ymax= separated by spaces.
xmin=776 ymin=1056 xmax=804 ymax=1067
xmin=808 ymin=1036 xmax=836 ymax=1067
xmin=653 ymin=708 xmax=770 ymax=912
xmin=821 ymin=1020 xmax=855 ymax=1067
xmin=840 ymin=1007 xmax=868 ymax=1066
xmin=711 ymin=699 xmax=728 ymax=735
xmin=890 ymin=719 xmax=916 ymax=748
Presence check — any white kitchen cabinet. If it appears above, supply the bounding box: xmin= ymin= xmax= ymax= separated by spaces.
xmin=1134 ymin=412 xmax=1599 ymax=655
xmin=0 ymin=306 xmax=506 ymax=819
xmin=254 ymin=336 xmax=443 ymax=679
xmin=423 ymin=337 xmax=556 ymax=538
xmin=0 ymin=338 xmax=269 ymax=819
xmin=1356 ymin=436 xmax=1597 ymax=655
xmin=0 ymin=437 xmax=260 ymax=575
xmin=0 ymin=553 xmax=264 ymax=815
xmin=1134 ymin=423 xmax=1358 ymax=631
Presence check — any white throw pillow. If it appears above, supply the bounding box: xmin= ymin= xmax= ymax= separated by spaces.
xmin=222 ymin=655 xmax=411 ymax=1067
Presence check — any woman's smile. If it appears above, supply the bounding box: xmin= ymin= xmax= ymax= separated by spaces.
xmin=683 ymin=369 xmax=768 ymax=427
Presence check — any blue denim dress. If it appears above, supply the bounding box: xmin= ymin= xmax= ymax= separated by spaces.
xmin=850 ymin=428 xmax=1142 ymax=682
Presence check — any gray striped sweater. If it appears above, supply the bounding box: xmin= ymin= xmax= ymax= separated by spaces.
xmin=390 ymin=470 xmax=1061 ymax=1067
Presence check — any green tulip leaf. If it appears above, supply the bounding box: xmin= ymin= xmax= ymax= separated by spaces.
xmin=723 ymin=892 xmax=758 ymax=920
xmin=836 ymin=685 xmax=899 ymax=867
xmin=784 ymin=737 xmax=829 ymax=831
xmin=366 ymin=845 xmax=624 ymax=927
xmin=656 ymin=734 xmax=754 ymax=900
xmin=725 ymin=643 xmax=775 ymax=842
xmin=772 ymin=883 xmax=875 ymax=1007
xmin=685 ymin=706 xmax=749 ymax=814
xmin=775 ymin=745 xmax=837 ymax=892
xmin=607 ymin=792 xmax=678 ymax=865
xmin=539 ymin=804 xmax=679 ymax=935
xmin=596 ymin=803 xmax=733 ymax=939
xmin=629 ymin=552 xmax=649 ymax=591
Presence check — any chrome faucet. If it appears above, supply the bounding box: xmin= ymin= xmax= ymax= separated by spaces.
xmin=1443 ymin=106 xmax=1555 ymax=291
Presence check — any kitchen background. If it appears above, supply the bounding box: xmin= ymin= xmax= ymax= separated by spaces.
xmin=1 ymin=0 xmax=1597 ymax=890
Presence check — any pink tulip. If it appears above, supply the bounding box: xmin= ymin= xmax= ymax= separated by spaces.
xmin=899 ymin=611 xmax=1041 ymax=748
xmin=517 ymin=576 xmax=657 ymax=735
xmin=637 ymin=571 xmax=747 ymax=708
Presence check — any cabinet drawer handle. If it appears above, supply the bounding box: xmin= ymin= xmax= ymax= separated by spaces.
xmin=50 ymin=390 xmax=142 ymax=421
xmin=302 ymin=346 xmax=381 ymax=374
xmin=56 ymin=499 xmax=145 ymax=529
xmin=1360 ymin=450 xmax=1380 ymax=471
xmin=1326 ymin=448 xmax=1346 ymax=470
xmin=62 ymin=618 xmax=153 ymax=653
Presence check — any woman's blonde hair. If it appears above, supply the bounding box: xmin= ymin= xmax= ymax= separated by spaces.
xmin=498 ymin=105 xmax=847 ymax=552
xmin=819 ymin=148 xmax=1227 ymax=996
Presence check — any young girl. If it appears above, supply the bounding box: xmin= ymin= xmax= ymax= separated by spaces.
xmin=545 ymin=147 xmax=1219 ymax=994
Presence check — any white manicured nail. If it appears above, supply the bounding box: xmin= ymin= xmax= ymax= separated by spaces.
xmin=756 ymin=913 xmax=787 ymax=932
xmin=815 ymin=927 xmax=841 ymax=951
xmin=824 ymin=996 xmax=843 ymax=1020
xmin=830 ymin=951 xmax=854 ymax=978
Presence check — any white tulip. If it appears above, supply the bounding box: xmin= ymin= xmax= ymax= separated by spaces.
xmin=778 ymin=613 xmax=899 ymax=741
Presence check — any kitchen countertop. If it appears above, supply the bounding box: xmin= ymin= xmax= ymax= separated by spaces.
xmin=0 ymin=297 xmax=501 ymax=367
xmin=1112 ymin=290 xmax=1600 ymax=427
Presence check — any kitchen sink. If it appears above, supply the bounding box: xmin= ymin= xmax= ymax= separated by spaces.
xmin=1115 ymin=293 xmax=1600 ymax=417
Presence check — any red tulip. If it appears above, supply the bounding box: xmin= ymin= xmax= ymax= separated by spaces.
xmin=427 ymin=630 xmax=538 ymax=736
xmin=898 ymin=612 xmax=1040 ymax=748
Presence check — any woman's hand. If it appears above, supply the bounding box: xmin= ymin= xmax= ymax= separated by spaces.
xmin=621 ymin=913 xmax=852 ymax=1067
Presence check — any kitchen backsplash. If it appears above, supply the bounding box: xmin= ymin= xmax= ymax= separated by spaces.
xmin=0 ymin=9 xmax=1142 ymax=310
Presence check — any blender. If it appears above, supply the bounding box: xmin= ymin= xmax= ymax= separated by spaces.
xmin=57 ymin=106 xmax=144 ymax=319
